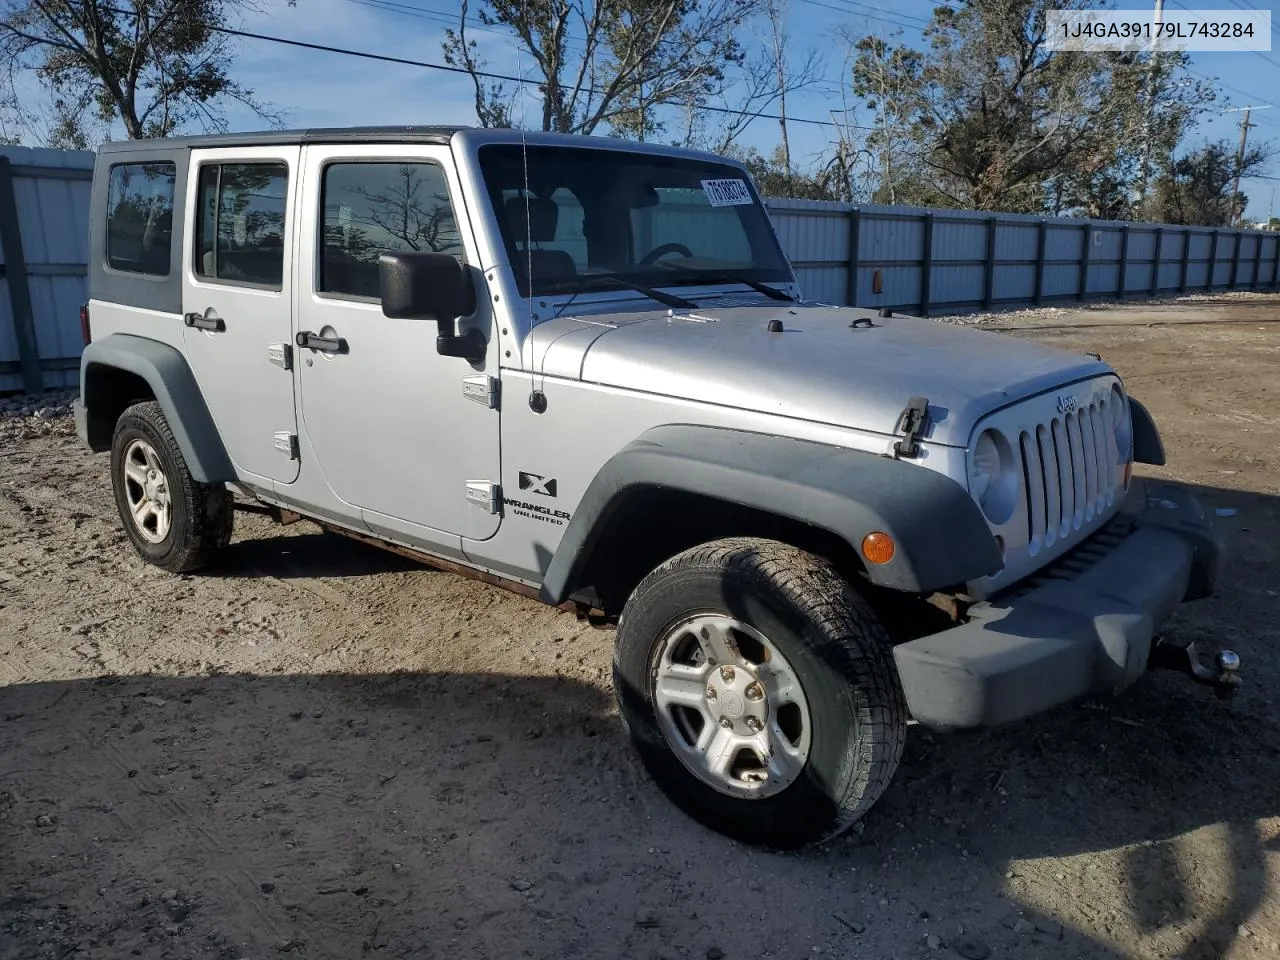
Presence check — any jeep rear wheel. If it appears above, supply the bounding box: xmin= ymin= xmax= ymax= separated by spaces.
xmin=613 ymin=537 xmax=907 ymax=848
xmin=110 ymin=401 xmax=232 ymax=572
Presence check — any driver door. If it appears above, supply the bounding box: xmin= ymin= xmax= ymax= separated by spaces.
xmin=293 ymin=145 xmax=501 ymax=545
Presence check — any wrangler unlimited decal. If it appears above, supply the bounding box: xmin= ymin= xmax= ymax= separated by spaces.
xmin=503 ymin=497 xmax=571 ymax=525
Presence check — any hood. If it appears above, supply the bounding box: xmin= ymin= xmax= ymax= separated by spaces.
xmin=523 ymin=302 xmax=1111 ymax=448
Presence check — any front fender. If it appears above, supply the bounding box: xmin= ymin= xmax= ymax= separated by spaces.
xmin=80 ymin=334 xmax=234 ymax=483
xmin=539 ymin=424 xmax=1003 ymax=602
xmin=1130 ymin=396 xmax=1166 ymax=466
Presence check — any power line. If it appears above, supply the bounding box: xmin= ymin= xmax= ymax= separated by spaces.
xmin=1184 ymin=67 xmax=1280 ymax=133
xmin=812 ymin=0 xmax=931 ymax=28
xmin=215 ymin=25 xmax=876 ymax=131
xmin=1222 ymin=0 xmax=1278 ymax=36
xmin=335 ymin=0 xmax=594 ymax=46
xmin=329 ymin=0 xmax=859 ymax=121
xmin=797 ymin=0 xmax=928 ymax=33
xmin=1165 ymin=0 xmax=1280 ymax=73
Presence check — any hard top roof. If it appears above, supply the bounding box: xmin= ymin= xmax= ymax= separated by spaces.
xmin=97 ymin=125 xmax=468 ymax=154
xmin=95 ymin=125 xmax=738 ymax=165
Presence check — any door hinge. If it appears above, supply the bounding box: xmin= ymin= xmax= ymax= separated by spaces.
xmin=268 ymin=343 xmax=293 ymax=370
xmin=465 ymin=480 xmax=500 ymax=514
xmin=892 ymin=396 xmax=930 ymax=459
xmin=273 ymin=431 xmax=299 ymax=460
xmin=462 ymin=374 xmax=499 ymax=409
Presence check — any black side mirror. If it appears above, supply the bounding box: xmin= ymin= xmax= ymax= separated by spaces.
xmin=379 ymin=252 xmax=485 ymax=362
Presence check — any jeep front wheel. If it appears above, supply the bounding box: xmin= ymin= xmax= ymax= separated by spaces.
xmin=110 ymin=401 xmax=233 ymax=572
xmin=613 ymin=537 xmax=907 ymax=848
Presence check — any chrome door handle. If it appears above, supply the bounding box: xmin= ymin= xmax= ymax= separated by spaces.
xmin=296 ymin=331 xmax=348 ymax=355
xmin=184 ymin=312 xmax=225 ymax=332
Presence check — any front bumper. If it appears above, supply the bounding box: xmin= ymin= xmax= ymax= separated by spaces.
xmin=893 ymin=479 xmax=1223 ymax=730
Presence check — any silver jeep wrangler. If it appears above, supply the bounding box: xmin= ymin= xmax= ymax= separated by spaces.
xmin=75 ymin=126 xmax=1234 ymax=848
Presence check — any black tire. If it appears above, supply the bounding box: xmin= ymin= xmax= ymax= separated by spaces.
xmin=110 ymin=400 xmax=232 ymax=573
xmin=613 ymin=537 xmax=907 ymax=849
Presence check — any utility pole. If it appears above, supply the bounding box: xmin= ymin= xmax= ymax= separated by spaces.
xmin=1225 ymin=104 xmax=1273 ymax=224
xmin=1137 ymin=0 xmax=1165 ymax=210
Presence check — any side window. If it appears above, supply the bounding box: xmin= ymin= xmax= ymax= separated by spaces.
xmin=194 ymin=162 xmax=289 ymax=288
xmin=319 ymin=162 xmax=463 ymax=299
xmin=106 ymin=162 xmax=176 ymax=276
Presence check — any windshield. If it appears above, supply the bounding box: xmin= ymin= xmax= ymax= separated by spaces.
xmin=477 ymin=144 xmax=792 ymax=299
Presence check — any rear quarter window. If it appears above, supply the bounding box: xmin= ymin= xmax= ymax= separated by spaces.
xmin=106 ymin=162 xmax=176 ymax=276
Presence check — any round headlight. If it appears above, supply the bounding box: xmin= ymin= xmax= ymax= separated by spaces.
xmin=969 ymin=429 xmax=1018 ymax=525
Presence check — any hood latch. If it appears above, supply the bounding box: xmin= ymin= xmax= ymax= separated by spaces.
xmin=893 ymin=396 xmax=930 ymax=458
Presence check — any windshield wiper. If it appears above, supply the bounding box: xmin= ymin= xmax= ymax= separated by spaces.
xmin=541 ymin=275 xmax=696 ymax=309
xmin=668 ymin=274 xmax=794 ymax=302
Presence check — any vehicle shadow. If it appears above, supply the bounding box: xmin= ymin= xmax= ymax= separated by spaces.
xmin=5 ymin=483 xmax=1271 ymax=959
xmin=4 ymin=663 xmax=1273 ymax=960
xmin=207 ymin=527 xmax=419 ymax=580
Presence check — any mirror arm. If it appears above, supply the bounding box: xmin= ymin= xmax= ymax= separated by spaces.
xmin=436 ymin=325 xmax=487 ymax=362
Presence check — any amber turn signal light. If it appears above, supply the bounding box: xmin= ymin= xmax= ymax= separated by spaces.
xmin=861 ymin=532 xmax=895 ymax=565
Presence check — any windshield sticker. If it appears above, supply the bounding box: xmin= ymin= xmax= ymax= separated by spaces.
xmin=701 ymin=178 xmax=754 ymax=207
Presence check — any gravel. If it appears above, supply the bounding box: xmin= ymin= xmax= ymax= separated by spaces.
xmin=0 ymin=388 xmax=78 ymax=443
xmin=0 ymin=388 xmax=77 ymax=419
xmin=932 ymin=289 xmax=1280 ymax=327
xmin=3 ymin=299 xmax=1279 ymax=959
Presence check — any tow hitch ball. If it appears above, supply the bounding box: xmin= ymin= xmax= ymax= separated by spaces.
xmin=1148 ymin=637 xmax=1242 ymax=699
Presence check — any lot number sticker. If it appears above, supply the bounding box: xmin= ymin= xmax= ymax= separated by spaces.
xmin=701 ymin=178 xmax=754 ymax=207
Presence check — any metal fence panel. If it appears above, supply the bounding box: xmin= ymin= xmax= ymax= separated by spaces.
xmin=793 ymin=264 xmax=845 ymax=304
xmin=0 ymin=146 xmax=93 ymax=393
xmin=994 ymin=263 xmax=1036 ymax=301
xmin=994 ymin=223 xmax=1039 ymax=262
xmin=766 ymin=196 xmax=1280 ymax=317
xmin=2 ymin=156 xmax=1279 ymax=395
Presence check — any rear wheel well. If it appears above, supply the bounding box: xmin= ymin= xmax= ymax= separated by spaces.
xmin=569 ymin=488 xmax=869 ymax=616
xmin=83 ymin=363 xmax=155 ymax=451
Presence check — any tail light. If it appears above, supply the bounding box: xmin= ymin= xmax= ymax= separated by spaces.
xmin=80 ymin=303 xmax=91 ymax=345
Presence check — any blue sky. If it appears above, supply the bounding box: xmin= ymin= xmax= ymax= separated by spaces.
xmin=159 ymin=0 xmax=1280 ymax=220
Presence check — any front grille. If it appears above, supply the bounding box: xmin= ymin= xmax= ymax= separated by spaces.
xmin=998 ymin=515 xmax=1132 ymax=602
xmin=965 ymin=375 xmax=1129 ymax=599
xmin=1015 ymin=392 xmax=1123 ymax=557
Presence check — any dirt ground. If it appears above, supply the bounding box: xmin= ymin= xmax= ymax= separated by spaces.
xmin=2 ymin=293 xmax=1279 ymax=960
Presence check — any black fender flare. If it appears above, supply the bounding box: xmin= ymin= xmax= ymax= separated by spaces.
xmin=79 ymin=334 xmax=235 ymax=483
xmin=538 ymin=424 xmax=1003 ymax=602
xmin=1129 ymin=396 xmax=1165 ymax=466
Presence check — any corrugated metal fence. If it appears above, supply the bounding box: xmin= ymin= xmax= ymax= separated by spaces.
xmin=2 ymin=147 xmax=1279 ymax=395
xmin=0 ymin=145 xmax=93 ymax=394
xmin=767 ymin=197 xmax=1280 ymax=315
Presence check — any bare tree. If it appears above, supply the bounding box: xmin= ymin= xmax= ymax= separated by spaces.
xmin=764 ymin=0 xmax=788 ymax=168
xmin=0 ymin=0 xmax=283 ymax=143
xmin=442 ymin=0 xmax=760 ymax=137
xmin=846 ymin=28 xmax=920 ymax=205
xmin=441 ymin=0 xmax=513 ymax=129
xmin=672 ymin=0 xmax=821 ymax=155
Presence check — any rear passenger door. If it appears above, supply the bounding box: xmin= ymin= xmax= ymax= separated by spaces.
xmin=182 ymin=147 xmax=301 ymax=485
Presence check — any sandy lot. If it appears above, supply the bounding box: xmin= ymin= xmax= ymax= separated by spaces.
xmin=2 ymin=293 xmax=1279 ymax=960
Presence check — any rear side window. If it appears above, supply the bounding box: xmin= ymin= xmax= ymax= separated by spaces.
xmin=106 ymin=162 xmax=176 ymax=276
xmin=319 ymin=161 xmax=462 ymax=299
xmin=195 ymin=162 xmax=289 ymax=289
